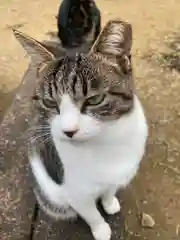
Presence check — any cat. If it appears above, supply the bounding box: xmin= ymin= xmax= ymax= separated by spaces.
xmin=57 ymin=0 xmax=101 ymax=48
xmin=13 ymin=19 xmax=148 ymax=240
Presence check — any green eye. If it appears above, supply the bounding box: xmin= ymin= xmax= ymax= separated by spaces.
xmin=43 ymin=99 xmax=58 ymax=109
xmin=87 ymin=95 xmax=105 ymax=106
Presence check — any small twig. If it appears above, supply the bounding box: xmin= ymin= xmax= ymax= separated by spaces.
xmin=158 ymin=162 xmax=180 ymax=174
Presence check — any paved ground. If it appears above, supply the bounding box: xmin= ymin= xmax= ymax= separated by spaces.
xmin=0 ymin=0 xmax=180 ymax=239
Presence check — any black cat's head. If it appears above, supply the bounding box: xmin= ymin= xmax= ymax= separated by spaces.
xmin=58 ymin=0 xmax=100 ymax=48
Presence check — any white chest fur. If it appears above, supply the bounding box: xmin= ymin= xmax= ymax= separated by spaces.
xmin=53 ymin=95 xmax=148 ymax=198
xmin=30 ymin=95 xmax=148 ymax=207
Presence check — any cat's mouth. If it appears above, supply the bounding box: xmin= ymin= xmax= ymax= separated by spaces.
xmin=60 ymin=133 xmax=92 ymax=143
xmin=61 ymin=137 xmax=87 ymax=145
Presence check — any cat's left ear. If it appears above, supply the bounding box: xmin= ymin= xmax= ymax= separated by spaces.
xmin=90 ymin=19 xmax=132 ymax=73
xmin=13 ymin=29 xmax=55 ymax=65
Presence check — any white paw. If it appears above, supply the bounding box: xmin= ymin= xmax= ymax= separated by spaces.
xmin=92 ymin=222 xmax=111 ymax=240
xmin=102 ymin=196 xmax=121 ymax=215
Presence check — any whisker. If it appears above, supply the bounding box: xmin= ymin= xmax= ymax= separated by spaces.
xmin=27 ymin=132 xmax=51 ymax=143
xmin=31 ymin=136 xmax=53 ymax=150
xmin=20 ymin=124 xmax=51 ymax=139
xmin=18 ymin=133 xmax=52 ymax=157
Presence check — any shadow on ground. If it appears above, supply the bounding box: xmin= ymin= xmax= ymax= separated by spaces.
xmin=0 ymin=88 xmax=17 ymax=122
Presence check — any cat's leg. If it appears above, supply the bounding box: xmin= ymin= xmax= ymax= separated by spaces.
xmin=101 ymin=188 xmax=121 ymax=215
xmin=70 ymin=198 xmax=111 ymax=240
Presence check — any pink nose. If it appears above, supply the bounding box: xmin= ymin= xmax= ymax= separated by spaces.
xmin=63 ymin=130 xmax=77 ymax=138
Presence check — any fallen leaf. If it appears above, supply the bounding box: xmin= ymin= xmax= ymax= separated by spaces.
xmin=176 ymin=224 xmax=180 ymax=236
xmin=141 ymin=212 xmax=155 ymax=228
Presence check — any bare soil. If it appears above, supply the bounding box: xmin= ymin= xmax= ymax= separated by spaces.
xmin=0 ymin=0 xmax=180 ymax=239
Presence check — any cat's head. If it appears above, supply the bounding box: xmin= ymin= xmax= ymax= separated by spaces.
xmin=13 ymin=19 xmax=133 ymax=142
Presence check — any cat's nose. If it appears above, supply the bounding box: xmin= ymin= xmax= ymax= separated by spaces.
xmin=63 ymin=130 xmax=78 ymax=138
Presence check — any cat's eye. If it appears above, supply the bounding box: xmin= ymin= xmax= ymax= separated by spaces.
xmin=43 ymin=99 xmax=58 ymax=109
xmin=86 ymin=94 xmax=105 ymax=106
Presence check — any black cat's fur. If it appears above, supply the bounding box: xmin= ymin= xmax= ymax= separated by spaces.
xmin=57 ymin=0 xmax=101 ymax=48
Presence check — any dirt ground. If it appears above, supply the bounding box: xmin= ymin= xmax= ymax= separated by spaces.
xmin=0 ymin=0 xmax=180 ymax=239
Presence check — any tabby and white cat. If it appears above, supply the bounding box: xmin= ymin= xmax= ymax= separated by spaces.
xmin=13 ymin=20 xmax=148 ymax=240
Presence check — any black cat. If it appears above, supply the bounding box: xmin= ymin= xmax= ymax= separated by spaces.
xmin=57 ymin=0 xmax=101 ymax=48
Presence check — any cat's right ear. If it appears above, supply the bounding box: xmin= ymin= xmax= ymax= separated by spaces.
xmin=13 ymin=29 xmax=55 ymax=65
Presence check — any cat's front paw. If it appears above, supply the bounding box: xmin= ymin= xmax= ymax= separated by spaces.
xmin=92 ymin=222 xmax=111 ymax=240
xmin=102 ymin=196 xmax=121 ymax=215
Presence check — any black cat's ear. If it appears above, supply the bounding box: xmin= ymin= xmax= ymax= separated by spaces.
xmin=13 ymin=29 xmax=55 ymax=65
xmin=90 ymin=19 xmax=132 ymax=73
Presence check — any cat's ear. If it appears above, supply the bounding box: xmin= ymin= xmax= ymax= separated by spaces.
xmin=90 ymin=19 xmax=132 ymax=73
xmin=13 ymin=29 xmax=55 ymax=65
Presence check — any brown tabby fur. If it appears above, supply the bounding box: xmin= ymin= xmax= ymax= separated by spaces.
xmin=13 ymin=19 xmax=134 ymax=122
